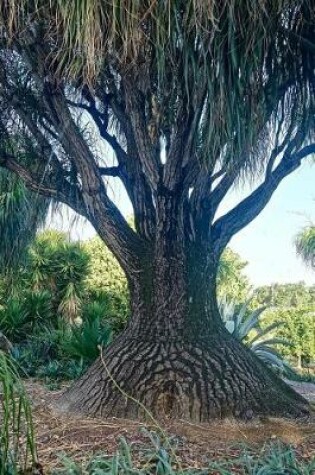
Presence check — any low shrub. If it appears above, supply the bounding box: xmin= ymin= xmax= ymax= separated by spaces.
xmin=61 ymin=302 xmax=112 ymax=362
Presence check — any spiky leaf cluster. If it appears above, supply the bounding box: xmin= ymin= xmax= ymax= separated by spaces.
xmin=0 ymin=1 xmax=314 ymax=175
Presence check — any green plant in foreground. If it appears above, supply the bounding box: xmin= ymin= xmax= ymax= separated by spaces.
xmin=219 ymin=298 xmax=292 ymax=373
xmin=52 ymin=435 xmax=315 ymax=475
xmin=0 ymin=350 xmax=36 ymax=474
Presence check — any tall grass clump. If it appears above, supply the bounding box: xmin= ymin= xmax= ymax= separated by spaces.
xmin=0 ymin=350 xmax=36 ymax=474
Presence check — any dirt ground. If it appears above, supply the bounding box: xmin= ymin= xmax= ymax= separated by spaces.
xmin=24 ymin=380 xmax=315 ymax=472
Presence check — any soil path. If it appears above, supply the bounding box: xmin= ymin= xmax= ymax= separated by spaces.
xmin=24 ymin=380 xmax=315 ymax=472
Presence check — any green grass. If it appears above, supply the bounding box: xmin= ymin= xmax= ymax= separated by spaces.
xmin=0 ymin=350 xmax=37 ymax=475
xmin=52 ymin=435 xmax=315 ymax=475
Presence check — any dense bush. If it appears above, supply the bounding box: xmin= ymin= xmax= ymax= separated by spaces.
xmin=253 ymin=283 xmax=315 ymax=368
xmin=262 ymin=307 xmax=315 ymax=367
xmin=25 ymin=230 xmax=90 ymax=323
xmin=61 ymin=302 xmax=112 ymax=361
xmin=83 ymin=237 xmax=130 ymax=331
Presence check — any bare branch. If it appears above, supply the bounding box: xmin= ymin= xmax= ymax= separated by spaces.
xmin=212 ymin=144 xmax=315 ymax=259
xmin=0 ymin=46 xmax=145 ymax=274
xmin=99 ymin=166 xmax=121 ymax=177
xmin=0 ymin=151 xmax=87 ymax=216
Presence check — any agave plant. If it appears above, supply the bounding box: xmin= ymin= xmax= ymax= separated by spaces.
xmin=219 ymin=297 xmax=291 ymax=373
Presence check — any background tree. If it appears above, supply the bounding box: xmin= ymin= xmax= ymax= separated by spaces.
xmin=254 ymin=283 xmax=315 ymax=369
xmin=296 ymin=226 xmax=315 ymax=269
xmin=263 ymin=307 xmax=315 ymax=369
xmin=254 ymin=283 xmax=315 ymax=308
xmin=217 ymin=249 xmax=250 ymax=303
xmin=83 ymin=237 xmax=130 ymax=331
xmin=0 ymin=1 xmax=314 ymax=420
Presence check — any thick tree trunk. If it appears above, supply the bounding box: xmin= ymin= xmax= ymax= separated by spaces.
xmin=57 ymin=230 xmax=309 ymax=421
xmin=58 ymin=333 xmax=308 ymax=420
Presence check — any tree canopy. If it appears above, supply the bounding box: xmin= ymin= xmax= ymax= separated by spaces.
xmin=0 ymin=1 xmax=314 ymax=271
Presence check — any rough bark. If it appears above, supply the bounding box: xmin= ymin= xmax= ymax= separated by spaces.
xmin=57 ymin=235 xmax=309 ymax=421
xmin=58 ymin=332 xmax=308 ymax=421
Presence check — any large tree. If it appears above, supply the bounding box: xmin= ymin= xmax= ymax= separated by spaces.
xmin=0 ymin=1 xmax=314 ymax=420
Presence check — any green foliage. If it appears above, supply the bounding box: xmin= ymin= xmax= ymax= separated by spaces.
xmin=83 ymin=237 xmax=130 ymax=330
xmin=217 ymin=249 xmax=250 ymax=303
xmin=262 ymin=307 xmax=315 ymax=365
xmin=0 ymin=350 xmax=36 ymax=474
xmin=254 ymin=283 xmax=315 ymax=366
xmin=26 ymin=230 xmax=90 ymax=323
xmin=0 ymin=297 xmax=29 ymax=341
xmin=254 ymin=283 xmax=315 ymax=308
xmin=0 ymin=290 xmax=53 ymax=342
xmin=0 ymin=169 xmax=49 ymax=272
xmin=296 ymin=226 xmax=315 ymax=269
xmin=62 ymin=302 xmax=112 ymax=362
xmin=13 ymin=324 xmax=87 ymax=385
xmin=0 ymin=230 xmax=127 ymax=383
xmin=52 ymin=435 xmax=315 ymax=475
xmin=219 ymin=298 xmax=291 ymax=373
xmin=23 ymin=290 xmax=53 ymax=323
